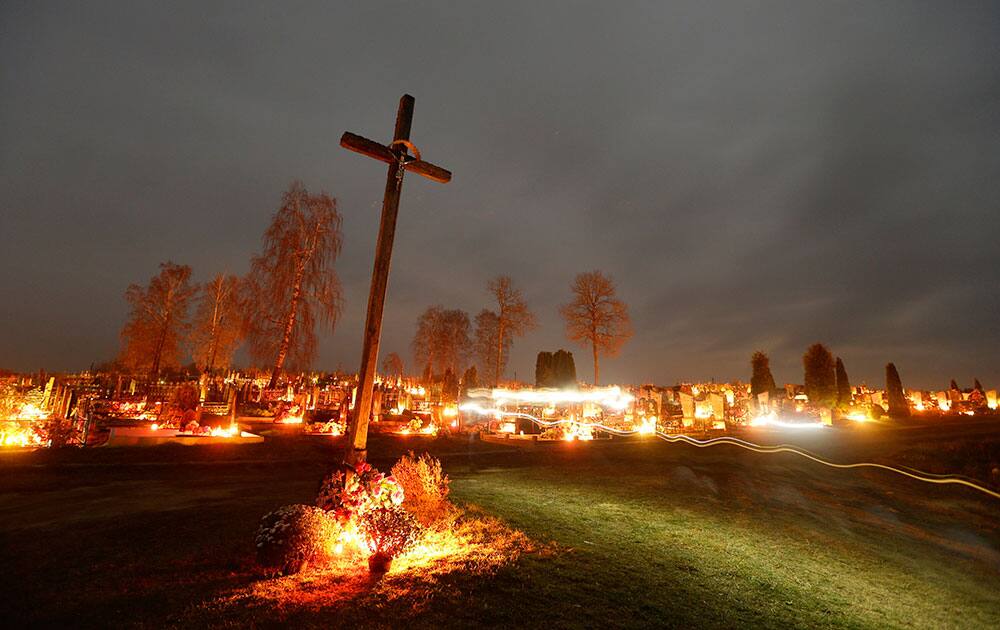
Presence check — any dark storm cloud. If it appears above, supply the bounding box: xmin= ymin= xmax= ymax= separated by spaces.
xmin=1 ymin=1 xmax=998 ymax=388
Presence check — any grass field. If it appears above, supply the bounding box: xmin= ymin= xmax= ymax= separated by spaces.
xmin=1 ymin=427 xmax=998 ymax=628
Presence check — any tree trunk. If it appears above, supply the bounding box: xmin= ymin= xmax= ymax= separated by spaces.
xmin=269 ymin=284 xmax=301 ymax=389
xmin=207 ymin=292 xmax=221 ymax=374
xmin=592 ymin=339 xmax=599 ymax=386
xmin=494 ymin=320 xmax=504 ymax=386
xmin=268 ymin=226 xmax=320 ymax=389
xmin=151 ymin=316 xmax=169 ymax=378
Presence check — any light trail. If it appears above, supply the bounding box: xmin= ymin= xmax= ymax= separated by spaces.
xmin=459 ymin=403 xmax=1000 ymax=501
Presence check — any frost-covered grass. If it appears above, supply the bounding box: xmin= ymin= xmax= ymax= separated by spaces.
xmin=1 ymin=431 xmax=997 ymax=628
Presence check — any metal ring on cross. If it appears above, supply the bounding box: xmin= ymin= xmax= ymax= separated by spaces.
xmin=389 ymin=139 xmax=421 ymax=161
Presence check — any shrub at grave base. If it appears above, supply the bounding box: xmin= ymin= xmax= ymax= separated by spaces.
xmin=361 ymin=505 xmax=423 ymax=572
xmin=391 ymin=452 xmax=455 ymax=526
xmin=255 ymin=504 xmax=338 ymax=575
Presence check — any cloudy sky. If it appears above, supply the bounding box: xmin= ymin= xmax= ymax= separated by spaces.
xmin=2 ymin=1 xmax=998 ymax=389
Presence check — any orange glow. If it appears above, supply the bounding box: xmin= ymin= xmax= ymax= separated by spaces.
xmin=0 ymin=423 xmax=44 ymax=447
xmin=636 ymin=416 xmax=657 ymax=435
xmin=562 ymin=422 xmax=593 ymax=441
xmin=11 ymin=403 xmax=49 ymax=421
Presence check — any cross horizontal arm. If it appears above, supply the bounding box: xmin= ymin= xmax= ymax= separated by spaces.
xmin=341 ymin=131 xmax=452 ymax=183
xmin=340 ymin=132 xmax=394 ymax=164
xmin=404 ymin=159 xmax=452 ymax=183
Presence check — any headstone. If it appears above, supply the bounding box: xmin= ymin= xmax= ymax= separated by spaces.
xmin=679 ymin=391 xmax=694 ymax=420
xmin=936 ymin=391 xmax=949 ymax=410
xmin=820 ymin=408 xmax=832 ymax=426
xmin=871 ymin=391 xmax=883 ymax=408
xmin=709 ymin=393 xmax=725 ymax=420
xmin=41 ymin=377 xmax=55 ymax=409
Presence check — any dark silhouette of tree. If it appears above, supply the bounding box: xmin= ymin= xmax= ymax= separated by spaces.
xmin=949 ymin=379 xmax=960 ymax=391
xmin=411 ymin=306 xmax=471 ymax=378
xmin=441 ymin=368 xmax=459 ymax=400
xmin=191 ymin=273 xmax=244 ymax=374
xmin=535 ymin=352 xmax=554 ymax=387
xmin=535 ymin=350 xmax=578 ymax=388
xmin=886 ymin=362 xmax=909 ymax=417
xmin=381 ymin=352 xmax=404 ymax=380
xmin=462 ymin=365 xmax=479 ymax=391
xmin=474 ymin=309 xmax=508 ymax=386
xmin=552 ymin=349 xmax=577 ymax=387
xmin=835 ymin=357 xmax=851 ymax=406
xmin=750 ymin=351 xmax=777 ymax=397
xmin=243 ymin=182 xmax=343 ymax=388
xmin=803 ymin=343 xmax=836 ymax=408
xmin=560 ymin=271 xmax=632 ymax=385
xmin=973 ymin=378 xmax=984 ymax=393
xmin=120 ymin=261 xmax=196 ymax=377
xmin=486 ymin=276 xmax=535 ymax=385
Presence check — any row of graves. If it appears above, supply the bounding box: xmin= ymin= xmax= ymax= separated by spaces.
xmin=461 ymin=381 xmax=901 ymax=444
xmin=462 ymin=383 xmax=770 ymax=444
xmin=904 ymin=386 xmax=998 ymax=415
xmin=465 ymin=385 xmax=655 ymax=443
xmin=1 ymin=369 xmax=464 ymax=450
xmin=1 ymin=373 xmax=113 ymax=448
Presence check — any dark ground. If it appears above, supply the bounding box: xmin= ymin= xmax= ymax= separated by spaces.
xmin=1 ymin=421 xmax=998 ymax=628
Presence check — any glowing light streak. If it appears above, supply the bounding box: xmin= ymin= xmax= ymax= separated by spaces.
xmin=750 ymin=411 xmax=825 ymax=430
xmin=459 ymin=404 xmax=1000 ymax=501
xmin=467 ymin=386 xmax=634 ymax=410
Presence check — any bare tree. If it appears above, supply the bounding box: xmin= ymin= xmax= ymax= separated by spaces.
xmin=411 ymin=306 xmax=471 ymax=378
xmin=243 ymin=181 xmax=344 ymax=388
xmin=120 ymin=261 xmax=196 ymax=377
xmin=560 ymin=271 xmax=632 ymax=385
xmin=412 ymin=305 xmax=443 ymax=376
xmin=381 ymin=352 xmax=404 ymax=380
xmin=190 ymin=273 xmax=244 ymax=374
xmin=486 ymin=276 xmax=536 ymax=385
xmin=473 ymin=309 xmax=507 ymax=386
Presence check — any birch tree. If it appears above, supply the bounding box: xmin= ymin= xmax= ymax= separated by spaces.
xmin=244 ymin=181 xmax=344 ymax=388
xmin=473 ymin=309 xmax=507 ymax=386
xmin=412 ymin=306 xmax=471 ymax=378
xmin=484 ymin=275 xmax=535 ymax=386
xmin=190 ymin=273 xmax=244 ymax=374
xmin=381 ymin=352 xmax=404 ymax=380
xmin=120 ymin=261 xmax=196 ymax=377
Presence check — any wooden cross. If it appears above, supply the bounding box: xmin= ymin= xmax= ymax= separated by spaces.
xmin=340 ymin=94 xmax=452 ymax=468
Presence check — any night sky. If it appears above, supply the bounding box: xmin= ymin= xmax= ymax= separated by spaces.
xmin=2 ymin=2 xmax=998 ymax=389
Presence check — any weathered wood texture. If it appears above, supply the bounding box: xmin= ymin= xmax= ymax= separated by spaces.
xmin=342 ymin=94 xmax=450 ymax=467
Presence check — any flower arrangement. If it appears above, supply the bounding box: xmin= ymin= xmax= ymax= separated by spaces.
xmin=360 ymin=505 xmax=422 ymax=572
xmin=255 ymin=504 xmax=338 ymax=575
xmin=316 ymin=461 xmax=404 ymax=525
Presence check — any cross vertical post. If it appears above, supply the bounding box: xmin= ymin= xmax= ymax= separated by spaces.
xmin=340 ymin=94 xmax=451 ymax=469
